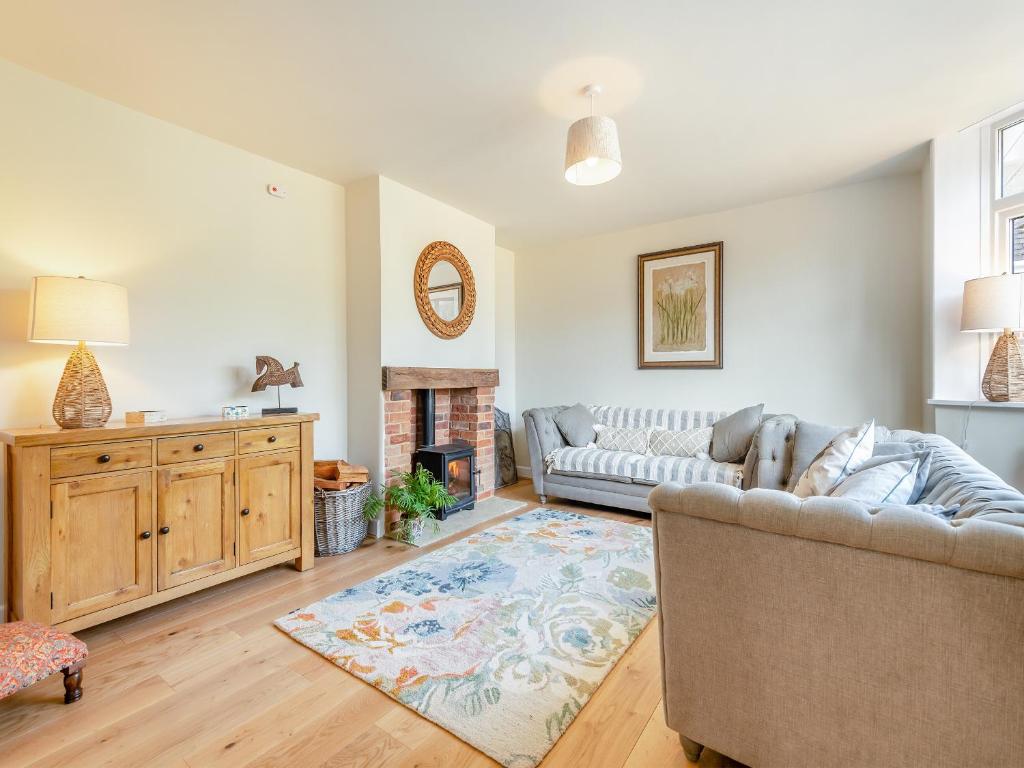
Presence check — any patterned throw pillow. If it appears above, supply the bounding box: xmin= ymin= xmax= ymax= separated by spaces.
xmin=827 ymin=457 xmax=922 ymax=506
xmin=648 ymin=427 xmax=713 ymax=458
xmin=595 ymin=426 xmax=651 ymax=454
xmin=793 ymin=420 xmax=875 ymax=498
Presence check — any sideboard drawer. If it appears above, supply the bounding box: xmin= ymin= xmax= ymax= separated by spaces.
xmin=158 ymin=431 xmax=235 ymax=465
xmin=238 ymin=425 xmax=300 ymax=454
xmin=51 ymin=440 xmax=153 ymax=479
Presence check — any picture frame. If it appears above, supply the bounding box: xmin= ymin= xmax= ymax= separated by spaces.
xmin=637 ymin=241 xmax=723 ymax=369
xmin=428 ymin=282 xmax=464 ymax=322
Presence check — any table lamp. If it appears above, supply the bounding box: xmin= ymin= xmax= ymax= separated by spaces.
xmin=28 ymin=276 xmax=130 ymax=428
xmin=961 ymin=273 xmax=1023 ymax=402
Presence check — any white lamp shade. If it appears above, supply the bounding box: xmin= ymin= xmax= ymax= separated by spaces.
xmin=28 ymin=276 xmax=130 ymax=345
xmin=961 ymin=273 xmax=1023 ymax=332
xmin=564 ymin=115 xmax=622 ymax=186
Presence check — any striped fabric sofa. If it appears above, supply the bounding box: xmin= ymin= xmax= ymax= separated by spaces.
xmin=523 ymin=405 xmax=756 ymax=513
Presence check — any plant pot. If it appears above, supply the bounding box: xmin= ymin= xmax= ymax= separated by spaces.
xmin=387 ymin=513 xmax=426 ymax=544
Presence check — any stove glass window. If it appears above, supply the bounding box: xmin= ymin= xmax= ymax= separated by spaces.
xmin=447 ymin=457 xmax=471 ymax=500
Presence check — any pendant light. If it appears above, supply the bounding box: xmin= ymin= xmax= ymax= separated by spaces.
xmin=564 ymin=84 xmax=622 ymax=186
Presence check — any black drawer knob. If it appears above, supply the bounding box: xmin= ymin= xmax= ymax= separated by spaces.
xmin=268 ymin=435 xmax=277 ymax=443
xmin=140 ymin=530 xmax=152 ymax=540
xmin=241 ymin=508 xmax=251 ymax=516
xmin=98 ymin=454 xmax=111 ymax=464
xmin=193 ymin=443 xmax=205 ymax=452
xmin=159 ymin=526 xmax=170 ymax=535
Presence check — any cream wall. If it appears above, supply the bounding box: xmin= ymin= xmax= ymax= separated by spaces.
xmin=514 ymin=174 xmax=924 ymax=462
xmin=0 ymin=60 xmax=347 ymax=454
xmin=378 ymin=177 xmax=496 ymax=369
xmin=495 ymin=246 xmax=516 ymax=420
xmin=344 ymin=176 xmax=384 ymax=493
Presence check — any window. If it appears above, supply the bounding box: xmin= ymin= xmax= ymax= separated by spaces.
xmin=1000 ymin=119 xmax=1024 ymax=199
xmin=989 ymin=112 xmax=1024 ymax=274
xmin=1013 ymin=214 xmax=1024 ymax=274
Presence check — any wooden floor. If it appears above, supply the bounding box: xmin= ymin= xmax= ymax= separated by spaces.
xmin=0 ymin=481 xmax=737 ymax=768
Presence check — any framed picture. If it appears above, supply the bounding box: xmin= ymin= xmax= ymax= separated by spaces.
xmin=428 ymin=282 xmax=464 ymax=322
xmin=638 ymin=241 xmax=723 ymax=369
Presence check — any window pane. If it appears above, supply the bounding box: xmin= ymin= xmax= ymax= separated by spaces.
xmin=1013 ymin=215 xmax=1024 ymax=274
xmin=1001 ymin=120 xmax=1024 ymax=198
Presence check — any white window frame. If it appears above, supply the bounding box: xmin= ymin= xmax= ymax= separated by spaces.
xmin=985 ymin=111 xmax=1024 ymax=274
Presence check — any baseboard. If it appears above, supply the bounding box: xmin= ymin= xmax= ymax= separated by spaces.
xmin=517 ymin=464 xmax=533 ymax=479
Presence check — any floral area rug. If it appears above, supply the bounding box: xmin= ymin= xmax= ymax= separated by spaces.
xmin=275 ymin=509 xmax=656 ymax=768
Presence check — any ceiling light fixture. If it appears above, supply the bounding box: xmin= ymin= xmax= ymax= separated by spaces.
xmin=564 ymin=84 xmax=622 ymax=186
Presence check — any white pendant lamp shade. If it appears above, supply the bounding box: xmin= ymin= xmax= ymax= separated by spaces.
xmin=961 ymin=273 xmax=1023 ymax=332
xmin=565 ymin=115 xmax=622 ymax=186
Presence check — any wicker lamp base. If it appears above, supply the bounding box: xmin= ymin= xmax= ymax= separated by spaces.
xmin=52 ymin=341 xmax=113 ymax=428
xmin=982 ymin=330 xmax=1024 ymax=402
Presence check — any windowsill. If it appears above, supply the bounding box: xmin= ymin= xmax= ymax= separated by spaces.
xmin=928 ymin=398 xmax=1024 ymax=409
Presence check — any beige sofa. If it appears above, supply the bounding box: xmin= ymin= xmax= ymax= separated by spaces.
xmin=651 ymin=416 xmax=1024 ymax=767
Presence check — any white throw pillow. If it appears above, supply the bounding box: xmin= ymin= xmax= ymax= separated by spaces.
xmin=648 ymin=427 xmax=713 ymax=458
xmin=595 ymin=426 xmax=651 ymax=454
xmin=827 ymin=457 xmax=921 ymax=506
xmin=792 ymin=420 xmax=875 ymax=498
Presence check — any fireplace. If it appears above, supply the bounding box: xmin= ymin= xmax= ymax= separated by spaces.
xmin=382 ymin=367 xmax=498 ymax=512
xmin=413 ymin=388 xmax=477 ymax=519
xmin=413 ymin=442 xmax=476 ymax=519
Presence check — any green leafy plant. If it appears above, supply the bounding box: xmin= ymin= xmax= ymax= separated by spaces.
xmin=364 ymin=464 xmax=456 ymax=542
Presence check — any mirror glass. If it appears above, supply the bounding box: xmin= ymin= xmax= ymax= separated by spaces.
xmin=427 ymin=259 xmax=464 ymax=321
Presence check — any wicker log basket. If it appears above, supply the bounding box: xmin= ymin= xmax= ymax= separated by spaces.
xmin=313 ymin=461 xmax=371 ymax=556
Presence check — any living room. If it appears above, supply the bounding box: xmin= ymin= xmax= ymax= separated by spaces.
xmin=0 ymin=3 xmax=1022 ymax=767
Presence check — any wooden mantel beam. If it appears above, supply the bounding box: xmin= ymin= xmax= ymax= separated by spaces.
xmin=381 ymin=366 xmax=499 ymax=391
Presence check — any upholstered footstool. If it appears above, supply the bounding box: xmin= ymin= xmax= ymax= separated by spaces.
xmin=0 ymin=621 xmax=88 ymax=704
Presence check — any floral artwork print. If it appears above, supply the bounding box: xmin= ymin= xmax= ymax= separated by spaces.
xmin=652 ymin=262 xmax=706 ymax=351
xmin=275 ymin=509 xmax=656 ymax=768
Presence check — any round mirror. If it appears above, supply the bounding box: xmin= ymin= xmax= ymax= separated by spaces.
xmin=414 ymin=241 xmax=476 ymax=338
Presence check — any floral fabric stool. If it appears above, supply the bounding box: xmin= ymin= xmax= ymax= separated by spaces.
xmin=0 ymin=621 xmax=87 ymax=704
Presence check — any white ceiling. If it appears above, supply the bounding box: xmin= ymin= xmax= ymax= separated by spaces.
xmin=1 ymin=1 xmax=1023 ymax=248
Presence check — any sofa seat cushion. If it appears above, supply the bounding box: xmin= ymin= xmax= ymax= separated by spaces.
xmin=547 ymin=447 xmax=743 ymax=488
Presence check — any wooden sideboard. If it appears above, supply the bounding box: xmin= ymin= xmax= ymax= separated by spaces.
xmin=2 ymin=413 xmax=318 ymax=632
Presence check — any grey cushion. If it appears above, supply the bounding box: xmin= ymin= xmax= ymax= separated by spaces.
xmin=786 ymin=421 xmax=845 ymax=492
xmin=711 ymin=403 xmax=764 ymax=463
xmin=852 ymin=450 xmax=933 ymax=504
xmin=552 ymin=403 xmax=598 ymax=447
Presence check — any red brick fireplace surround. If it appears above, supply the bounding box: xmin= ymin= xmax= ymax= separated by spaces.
xmin=381 ymin=367 xmax=499 ymax=501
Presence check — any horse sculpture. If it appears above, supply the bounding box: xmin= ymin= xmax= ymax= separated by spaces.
xmin=251 ymin=356 xmax=303 ymax=392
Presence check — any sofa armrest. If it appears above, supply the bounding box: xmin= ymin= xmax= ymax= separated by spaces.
xmin=649 ymin=482 xmax=1024 ymax=579
xmin=522 ymin=407 xmax=568 ymax=496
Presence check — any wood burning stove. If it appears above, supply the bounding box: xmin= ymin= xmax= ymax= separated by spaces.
xmin=414 ymin=389 xmax=476 ymax=519
xmin=413 ymin=443 xmax=475 ymax=519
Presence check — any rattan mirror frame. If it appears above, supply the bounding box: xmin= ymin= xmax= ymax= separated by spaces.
xmin=414 ymin=240 xmax=477 ymax=339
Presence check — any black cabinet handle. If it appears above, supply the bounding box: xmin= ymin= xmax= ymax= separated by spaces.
xmin=98 ymin=454 xmax=111 ymax=464
xmin=241 ymin=508 xmax=251 ymax=516
xmin=159 ymin=526 xmax=170 ymax=535
xmin=268 ymin=435 xmax=277 ymax=443
xmin=193 ymin=443 xmax=205 ymax=452
xmin=140 ymin=531 xmax=152 ymax=540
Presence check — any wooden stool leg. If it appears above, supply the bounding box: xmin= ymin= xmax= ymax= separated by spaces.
xmin=62 ymin=662 xmax=84 ymax=704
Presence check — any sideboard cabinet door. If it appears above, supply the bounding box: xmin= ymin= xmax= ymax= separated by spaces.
xmin=50 ymin=472 xmax=154 ymax=622
xmin=238 ymin=452 xmax=300 ymax=565
xmin=157 ymin=459 xmax=236 ymax=590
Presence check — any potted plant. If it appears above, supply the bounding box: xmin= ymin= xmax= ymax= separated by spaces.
xmin=364 ymin=464 xmax=456 ymax=543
